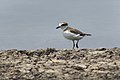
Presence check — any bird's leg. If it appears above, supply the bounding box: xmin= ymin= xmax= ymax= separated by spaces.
xmin=72 ymin=40 xmax=75 ymax=49
xmin=76 ymin=40 xmax=79 ymax=48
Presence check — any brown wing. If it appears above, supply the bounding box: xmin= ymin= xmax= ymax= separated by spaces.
xmin=68 ymin=27 xmax=86 ymax=36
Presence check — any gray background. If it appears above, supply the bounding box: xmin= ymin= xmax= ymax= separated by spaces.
xmin=0 ymin=0 xmax=120 ymax=49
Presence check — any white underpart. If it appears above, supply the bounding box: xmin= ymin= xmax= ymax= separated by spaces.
xmin=63 ymin=30 xmax=84 ymax=40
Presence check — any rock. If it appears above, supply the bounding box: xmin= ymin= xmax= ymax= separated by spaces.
xmin=71 ymin=64 xmax=86 ymax=71
xmin=96 ymin=48 xmax=107 ymax=51
xmin=0 ymin=48 xmax=120 ymax=80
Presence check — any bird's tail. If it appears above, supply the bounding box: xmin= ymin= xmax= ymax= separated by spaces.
xmin=85 ymin=33 xmax=91 ymax=36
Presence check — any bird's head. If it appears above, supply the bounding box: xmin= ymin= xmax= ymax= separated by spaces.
xmin=56 ymin=22 xmax=68 ymax=30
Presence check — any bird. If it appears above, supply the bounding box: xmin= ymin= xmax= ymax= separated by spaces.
xmin=56 ymin=22 xmax=91 ymax=49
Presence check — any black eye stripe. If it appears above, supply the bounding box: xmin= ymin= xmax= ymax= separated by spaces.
xmin=61 ymin=23 xmax=68 ymax=26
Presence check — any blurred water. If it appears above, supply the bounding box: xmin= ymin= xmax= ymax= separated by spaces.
xmin=0 ymin=0 xmax=120 ymax=49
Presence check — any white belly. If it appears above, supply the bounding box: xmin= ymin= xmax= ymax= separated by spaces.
xmin=63 ymin=31 xmax=84 ymax=40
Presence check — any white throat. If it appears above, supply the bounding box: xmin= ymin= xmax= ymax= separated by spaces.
xmin=61 ymin=26 xmax=68 ymax=31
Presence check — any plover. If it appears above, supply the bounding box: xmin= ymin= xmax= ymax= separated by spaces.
xmin=56 ymin=22 xmax=91 ymax=49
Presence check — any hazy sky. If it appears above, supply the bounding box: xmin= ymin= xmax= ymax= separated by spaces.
xmin=0 ymin=0 xmax=120 ymax=49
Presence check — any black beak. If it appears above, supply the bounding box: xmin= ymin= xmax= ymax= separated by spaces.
xmin=56 ymin=26 xmax=60 ymax=29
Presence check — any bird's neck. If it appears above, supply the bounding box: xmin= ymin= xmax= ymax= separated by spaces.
xmin=61 ymin=26 xmax=68 ymax=31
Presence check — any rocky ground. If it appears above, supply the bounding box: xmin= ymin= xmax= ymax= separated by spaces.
xmin=0 ymin=48 xmax=120 ymax=80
